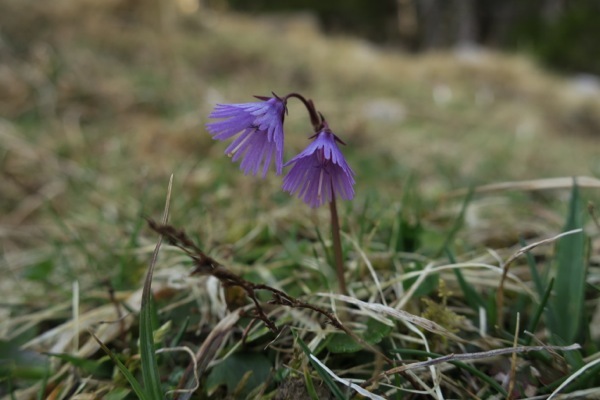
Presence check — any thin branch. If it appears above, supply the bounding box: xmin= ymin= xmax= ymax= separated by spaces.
xmin=147 ymin=220 xmax=382 ymax=351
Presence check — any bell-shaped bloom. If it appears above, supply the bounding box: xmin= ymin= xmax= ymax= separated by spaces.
xmin=206 ymin=95 xmax=286 ymax=177
xmin=283 ymin=126 xmax=355 ymax=208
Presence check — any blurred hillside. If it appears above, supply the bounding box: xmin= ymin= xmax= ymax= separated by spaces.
xmin=1 ymin=0 xmax=599 ymax=237
xmin=225 ymin=0 xmax=600 ymax=75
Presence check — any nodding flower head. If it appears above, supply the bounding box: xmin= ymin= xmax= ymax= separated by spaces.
xmin=282 ymin=124 xmax=355 ymax=208
xmin=206 ymin=94 xmax=286 ymax=177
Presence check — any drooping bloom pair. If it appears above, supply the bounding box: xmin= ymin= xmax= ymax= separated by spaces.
xmin=206 ymin=94 xmax=355 ymax=208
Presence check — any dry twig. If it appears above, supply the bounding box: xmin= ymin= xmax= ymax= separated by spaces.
xmin=368 ymin=343 xmax=581 ymax=385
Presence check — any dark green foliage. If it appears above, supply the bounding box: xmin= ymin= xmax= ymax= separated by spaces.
xmin=446 ymin=249 xmax=486 ymax=312
xmin=139 ymin=278 xmax=163 ymax=399
xmin=21 ymin=259 xmax=54 ymax=283
xmin=224 ymin=0 xmax=398 ymax=43
xmin=509 ymin=1 xmax=600 ymax=74
xmin=0 ymin=340 xmax=49 ymax=381
xmin=91 ymin=333 xmax=148 ymax=400
xmin=326 ymin=318 xmax=392 ymax=354
xmin=437 ymin=187 xmax=474 ymax=257
xmin=525 ymin=278 xmax=554 ymax=346
xmin=392 ymin=175 xmax=423 ymax=253
xmin=47 ymin=353 xmax=112 ymax=378
xmin=205 ymin=352 xmax=272 ymax=397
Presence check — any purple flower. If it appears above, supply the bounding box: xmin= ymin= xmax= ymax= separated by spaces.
xmin=206 ymin=95 xmax=286 ymax=177
xmin=283 ymin=126 xmax=355 ymax=208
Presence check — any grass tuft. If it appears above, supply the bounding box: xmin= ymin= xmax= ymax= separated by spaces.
xmin=549 ymin=181 xmax=588 ymax=345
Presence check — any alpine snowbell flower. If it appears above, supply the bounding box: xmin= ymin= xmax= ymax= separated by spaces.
xmin=283 ymin=123 xmax=355 ymax=208
xmin=206 ymin=95 xmax=286 ymax=177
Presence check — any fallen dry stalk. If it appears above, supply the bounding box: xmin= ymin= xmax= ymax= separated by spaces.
xmin=446 ymin=176 xmax=600 ymax=198
xmin=147 ymin=219 xmax=346 ymax=332
xmin=146 ymin=219 xmax=396 ymax=367
xmin=368 ymin=343 xmax=581 ymax=385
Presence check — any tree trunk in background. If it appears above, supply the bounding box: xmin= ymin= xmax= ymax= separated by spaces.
xmin=419 ymin=0 xmax=444 ymax=49
xmin=418 ymin=0 xmax=477 ymax=50
xmin=542 ymin=0 xmax=564 ymax=23
xmin=396 ymin=0 xmax=418 ymax=49
xmin=456 ymin=0 xmax=477 ymax=47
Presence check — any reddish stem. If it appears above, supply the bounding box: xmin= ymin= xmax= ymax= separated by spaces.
xmin=284 ymin=92 xmax=322 ymax=131
xmin=329 ymin=193 xmax=347 ymax=295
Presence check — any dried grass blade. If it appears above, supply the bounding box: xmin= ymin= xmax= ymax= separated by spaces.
xmin=547 ymin=357 xmax=600 ymax=400
xmin=294 ymin=331 xmax=347 ymax=400
xmin=309 ymin=354 xmax=386 ymax=400
xmin=174 ymin=310 xmax=241 ymax=400
xmin=382 ymin=343 xmax=581 ymax=375
xmin=322 ymin=294 xmax=464 ymax=342
xmin=446 ymin=176 xmax=600 ymax=198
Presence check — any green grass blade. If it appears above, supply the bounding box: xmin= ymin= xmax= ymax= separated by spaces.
xmin=357 ymin=193 xmax=372 ymax=241
xmin=445 ymin=248 xmax=485 ymax=310
xmin=520 ymin=236 xmax=544 ymax=296
xmin=139 ymin=292 xmax=162 ymax=399
xmin=391 ymin=173 xmax=422 ymax=253
xmin=170 ymin=316 xmax=190 ymax=347
xmin=315 ymin=227 xmax=334 ymax=270
xmin=303 ymin=366 xmax=321 ymax=400
xmin=293 ymin=331 xmax=347 ymax=400
xmin=8 ymin=379 xmax=16 ymax=400
xmin=139 ymin=176 xmax=174 ymax=399
xmin=550 ymin=181 xmax=587 ymax=343
xmin=35 ymin=369 xmax=49 ymax=400
xmin=436 ymin=186 xmax=474 ymax=257
xmin=47 ymin=352 xmax=103 ymax=375
xmin=525 ymin=278 xmax=554 ymax=346
xmin=90 ymin=331 xmax=148 ymax=400
xmin=116 ymin=208 xmax=147 ymax=289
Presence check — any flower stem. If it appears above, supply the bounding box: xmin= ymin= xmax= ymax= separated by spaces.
xmin=329 ymin=195 xmax=347 ymax=295
xmin=284 ymin=92 xmax=322 ymax=131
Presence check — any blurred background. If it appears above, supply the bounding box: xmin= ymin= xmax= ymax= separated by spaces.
xmin=224 ymin=0 xmax=600 ymax=75
xmin=1 ymin=0 xmax=600 ymax=316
